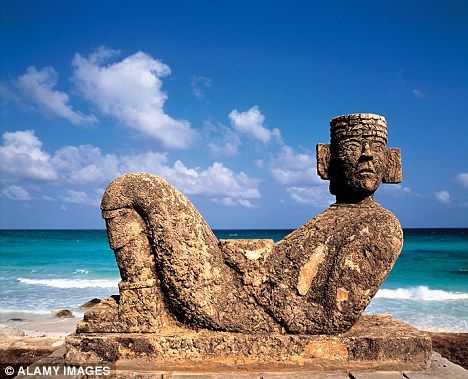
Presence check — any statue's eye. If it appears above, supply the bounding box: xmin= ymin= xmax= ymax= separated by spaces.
xmin=372 ymin=144 xmax=384 ymax=153
xmin=343 ymin=142 xmax=360 ymax=151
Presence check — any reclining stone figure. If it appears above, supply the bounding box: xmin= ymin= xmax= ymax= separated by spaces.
xmin=78 ymin=113 xmax=403 ymax=336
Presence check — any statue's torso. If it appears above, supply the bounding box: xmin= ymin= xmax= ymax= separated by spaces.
xmin=223 ymin=203 xmax=403 ymax=334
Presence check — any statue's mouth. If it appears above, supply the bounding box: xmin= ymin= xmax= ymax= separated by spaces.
xmin=357 ymin=167 xmax=376 ymax=174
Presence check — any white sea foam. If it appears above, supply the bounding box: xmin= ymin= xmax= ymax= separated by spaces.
xmin=0 ymin=308 xmax=52 ymax=315
xmin=18 ymin=278 xmax=119 ymax=289
xmin=375 ymin=286 xmax=468 ymax=301
xmin=73 ymin=269 xmax=89 ymax=274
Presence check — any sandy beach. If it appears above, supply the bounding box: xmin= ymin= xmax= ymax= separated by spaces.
xmin=11 ymin=317 xmax=80 ymax=338
xmin=0 ymin=318 xmax=79 ymax=377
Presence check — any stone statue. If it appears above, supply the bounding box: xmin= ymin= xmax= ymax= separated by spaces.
xmin=77 ymin=113 xmax=403 ymax=337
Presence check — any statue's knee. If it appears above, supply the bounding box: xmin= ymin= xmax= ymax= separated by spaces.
xmin=103 ymin=208 xmax=155 ymax=283
xmin=103 ymin=208 xmax=146 ymax=250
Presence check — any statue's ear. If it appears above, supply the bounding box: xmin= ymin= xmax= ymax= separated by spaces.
xmin=383 ymin=148 xmax=402 ymax=183
xmin=316 ymin=143 xmax=330 ymax=180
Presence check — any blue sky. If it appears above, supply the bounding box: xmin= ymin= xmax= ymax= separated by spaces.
xmin=1 ymin=1 xmax=467 ymax=229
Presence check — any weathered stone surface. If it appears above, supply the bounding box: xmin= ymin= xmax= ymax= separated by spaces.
xmin=97 ymin=174 xmax=279 ymax=334
xmin=68 ymin=113 xmax=415 ymax=369
xmin=54 ymin=309 xmax=74 ymax=318
xmin=405 ymin=353 xmax=468 ymax=379
xmin=80 ymin=298 xmax=101 ymax=310
xmin=429 ymin=332 xmax=468 ymax=370
xmin=255 ymin=203 xmax=401 ymax=334
xmin=66 ymin=315 xmax=430 ymax=371
xmin=83 ymin=113 xmax=401 ymax=335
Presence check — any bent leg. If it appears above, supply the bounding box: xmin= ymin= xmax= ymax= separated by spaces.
xmin=102 ymin=173 xmax=278 ymax=332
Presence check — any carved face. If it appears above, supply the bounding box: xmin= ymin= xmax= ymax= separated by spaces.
xmin=331 ymin=135 xmax=386 ymax=197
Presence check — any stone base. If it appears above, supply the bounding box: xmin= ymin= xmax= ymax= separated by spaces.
xmin=65 ymin=315 xmax=432 ymax=372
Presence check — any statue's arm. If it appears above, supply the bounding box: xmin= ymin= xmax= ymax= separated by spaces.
xmin=323 ymin=212 xmax=403 ymax=331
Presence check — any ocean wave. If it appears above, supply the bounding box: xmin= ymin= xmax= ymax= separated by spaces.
xmin=17 ymin=278 xmax=119 ymax=289
xmin=375 ymin=286 xmax=468 ymax=301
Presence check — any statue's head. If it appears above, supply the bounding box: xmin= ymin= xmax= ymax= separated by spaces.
xmin=317 ymin=113 xmax=402 ymax=203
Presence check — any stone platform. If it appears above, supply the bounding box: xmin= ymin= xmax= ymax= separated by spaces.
xmin=65 ymin=315 xmax=431 ymax=372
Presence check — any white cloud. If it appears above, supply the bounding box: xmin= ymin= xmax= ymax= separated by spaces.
xmin=166 ymin=161 xmax=260 ymax=199
xmin=269 ymin=145 xmax=333 ymax=207
xmin=0 ymin=82 xmax=20 ymax=104
xmin=1 ymin=185 xmax=32 ymax=200
xmin=286 ymin=186 xmax=333 ymax=207
xmin=455 ymin=173 xmax=468 ymax=188
xmin=229 ymin=106 xmax=281 ymax=144
xmin=125 ymin=155 xmax=261 ymax=199
xmin=50 ymin=145 xmax=260 ymax=199
xmin=205 ymin=107 xmax=282 ymax=157
xmin=0 ymin=130 xmax=58 ymax=182
xmin=212 ymin=197 xmax=237 ymax=207
xmin=238 ymin=199 xmax=254 ymax=208
xmin=118 ymin=151 xmax=168 ymax=173
xmin=412 ymin=88 xmax=429 ymax=99
xmin=208 ymin=140 xmax=240 ymax=157
xmin=119 ymin=152 xmax=260 ymax=199
xmin=72 ymin=47 xmax=195 ymax=149
xmin=206 ymin=122 xmax=242 ymax=157
xmin=269 ymin=146 xmax=321 ymax=185
xmin=212 ymin=197 xmax=254 ymax=208
xmin=191 ymin=76 xmax=212 ymax=100
xmin=435 ymin=190 xmax=450 ymax=204
xmin=380 ymin=184 xmax=412 ymax=197
xmin=15 ymin=66 xmax=97 ymax=125
xmin=60 ymin=189 xmax=101 ymax=207
xmin=1 ymin=129 xmax=260 ymax=201
xmin=51 ymin=145 xmax=121 ymax=184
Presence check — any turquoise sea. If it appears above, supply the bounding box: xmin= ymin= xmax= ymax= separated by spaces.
xmin=0 ymin=229 xmax=467 ymax=332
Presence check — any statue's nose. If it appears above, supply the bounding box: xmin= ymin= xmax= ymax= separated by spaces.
xmin=361 ymin=142 xmax=373 ymax=159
